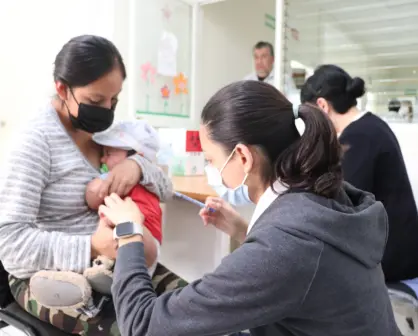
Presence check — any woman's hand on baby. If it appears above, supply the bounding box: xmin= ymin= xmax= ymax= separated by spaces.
xmin=199 ymin=197 xmax=248 ymax=244
xmin=98 ymin=193 xmax=145 ymax=227
xmin=97 ymin=159 xmax=141 ymax=198
xmin=91 ymin=218 xmax=118 ymax=260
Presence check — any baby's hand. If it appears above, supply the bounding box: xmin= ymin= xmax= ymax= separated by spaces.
xmin=86 ymin=178 xmax=106 ymax=210
xmin=98 ymin=215 xmax=114 ymax=229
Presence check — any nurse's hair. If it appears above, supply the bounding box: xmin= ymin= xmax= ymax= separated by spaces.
xmin=53 ymin=35 xmax=126 ymax=88
xmin=300 ymin=64 xmax=365 ymax=114
xmin=201 ymin=80 xmax=342 ymax=198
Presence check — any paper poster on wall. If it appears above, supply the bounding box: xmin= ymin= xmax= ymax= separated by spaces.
xmin=160 ymin=84 xmax=171 ymax=112
xmin=135 ymin=0 xmax=192 ymax=120
xmin=185 ymin=130 xmax=202 ymax=152
xmin=161 ymin=4 xmax=172 ymax=20
xmin=173 ymin=72 xmax=188 ymax=115
xmin=290 ymin=28 xmax=300 ymax=41
xmin=173 ymin=72 xmax=188 ymax=95
xmin=157 ymin=31 xmax=178 ymax=77
xmin=141 ymin=62 xmax=157 ymax=112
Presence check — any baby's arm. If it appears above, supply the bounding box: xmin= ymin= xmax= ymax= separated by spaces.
xmin=86 ymin=178 xmax=106 ymax=210
xmin=87 ymin=179 xmax=157 ymax=267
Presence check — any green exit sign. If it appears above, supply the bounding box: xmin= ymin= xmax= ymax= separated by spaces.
xmin=265 ymin=13 xmax=275 ymax=30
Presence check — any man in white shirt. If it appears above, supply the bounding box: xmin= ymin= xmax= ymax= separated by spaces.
xmin=244 ymin=41 xmax=275 ymax=85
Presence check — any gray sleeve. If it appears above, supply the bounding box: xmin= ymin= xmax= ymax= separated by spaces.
xmin=129 ymin=155 xmax=173 ymax=202
xmin=112 ymin=227 xmax=322 ymax=336
xmin=0 ymin=129 xmax=91 ymax=278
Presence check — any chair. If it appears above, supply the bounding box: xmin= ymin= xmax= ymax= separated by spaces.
xmin=387 ymin=282 xmax=418 ymax=336
xmin=0 ymin=261 xmax=72 ymax=336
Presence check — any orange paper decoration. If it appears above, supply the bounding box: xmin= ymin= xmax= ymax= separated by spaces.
xmin=173 ymin=72 xmax=188 ymax=95
xmin=161 ymin=85 xmax=170 ymax=99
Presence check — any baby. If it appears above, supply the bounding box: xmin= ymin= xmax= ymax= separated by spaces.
xmin=86 ymin=119 xmax=162 ymax=278
xmin=30 ymin=120 xmax=162 ymax=316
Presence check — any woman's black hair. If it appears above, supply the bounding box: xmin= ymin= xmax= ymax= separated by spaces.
xmin=201 ymin=80 xmax=343 ymax=198
xmin=53 ymin=35 xmax=126 ymax=87
xmin=300 ymin=64 xmax=365 ymax=114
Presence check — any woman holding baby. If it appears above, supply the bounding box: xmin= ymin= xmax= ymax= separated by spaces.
xmin=0 ymin=35 xmax=181 ymax=335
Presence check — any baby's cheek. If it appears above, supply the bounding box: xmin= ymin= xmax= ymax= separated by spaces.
xmin=105 ymin=157 xmax=118 ymax=171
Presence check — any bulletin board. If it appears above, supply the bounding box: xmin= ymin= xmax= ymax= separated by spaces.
xmin=134 ymin=0 xmax=192 ymax=119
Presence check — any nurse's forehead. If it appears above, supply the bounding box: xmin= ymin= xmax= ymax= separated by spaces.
xmin=199 ymin=125 xmax=211 ymax=147
xmin=199 ymin=125 xmax=221 ymax=157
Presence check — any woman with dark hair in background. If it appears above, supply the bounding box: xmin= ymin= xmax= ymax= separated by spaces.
xmin=0 ymin=35 xmax=179 ymax=335
xmin=301 ymin=64 xmax=418 ymax=283
xmin=98 ymin=80 xmax=398 ymax=335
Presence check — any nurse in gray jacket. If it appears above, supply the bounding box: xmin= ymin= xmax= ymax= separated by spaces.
xmin=99 ymin=81 xmax=400 ymax=336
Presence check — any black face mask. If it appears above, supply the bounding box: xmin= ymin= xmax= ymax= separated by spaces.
xmin=65 ymin=89 xmax=115 ymax=133
xmin=68 ymin=103 xmax=115 ymax=133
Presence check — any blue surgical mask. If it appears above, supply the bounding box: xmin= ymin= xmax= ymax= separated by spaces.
xmin=205 ymin=148 xmax=252 ymax=206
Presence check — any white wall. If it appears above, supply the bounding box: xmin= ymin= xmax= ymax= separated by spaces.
xmin=0 ymin=0 xmax=118 ymax=115
xmin=0 ymin=0 xmax=133 ymax=164
xmin=198 ymin=0 xmax=275 ymax=117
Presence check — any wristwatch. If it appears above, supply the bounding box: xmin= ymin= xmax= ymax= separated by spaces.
xmin=113 ymin=221 xmax=143 ymax=239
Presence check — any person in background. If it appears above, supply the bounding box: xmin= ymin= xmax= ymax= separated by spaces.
xmin=0 ymin=35 xmax=179 ymax=335
xmin=399 ymin=101 xmax=414 ymax=123
xmin=100 ymin=81 xmax=398 ymax=336
xmin=244 ymin=41 xmax=275 ymax=85
xmin=406 ymin=101 xmax=414 ymax=123
xmin=387 ymin=99 xmax=403 ymax=121
xmin=388 ymin=99 xmax=401 ymax=114
xmin=301 ymin=64 xmax=418 ymax=283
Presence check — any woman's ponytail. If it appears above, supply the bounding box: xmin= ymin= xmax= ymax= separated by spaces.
xmin=275 ymin=103 xmax=343 ymax=198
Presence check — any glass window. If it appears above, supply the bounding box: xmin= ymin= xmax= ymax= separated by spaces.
xmin=284 ymin=0 xmax=418 ymax=123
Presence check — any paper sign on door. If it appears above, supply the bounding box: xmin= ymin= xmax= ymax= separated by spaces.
xmin=185 ymin=130 xmax=202 ymax=152
xmin=157 ymin=31 xmax=178 ymax=77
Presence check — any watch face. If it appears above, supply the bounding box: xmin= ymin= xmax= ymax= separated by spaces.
xmin=116 ymin=222 xmax=133 ymax=237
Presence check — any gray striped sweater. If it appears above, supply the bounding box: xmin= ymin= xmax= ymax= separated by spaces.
xmin=0 ymin=104 xmax=172 ymax=279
